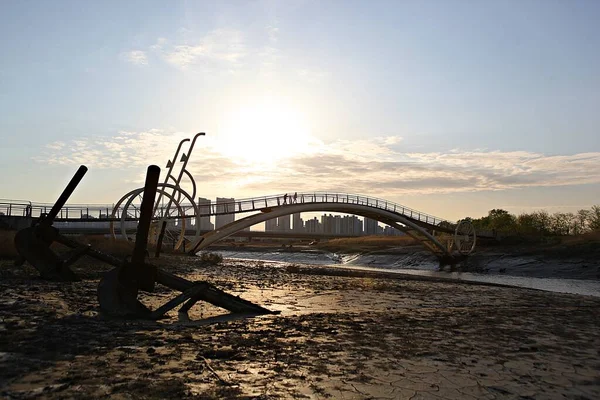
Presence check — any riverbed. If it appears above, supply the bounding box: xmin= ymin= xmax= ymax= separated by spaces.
xmin=1 ymin=256 xmax=599 ymax=399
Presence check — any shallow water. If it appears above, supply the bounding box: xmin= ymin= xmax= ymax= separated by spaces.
xmin=214 ymin=249 xmax=600 ymax=298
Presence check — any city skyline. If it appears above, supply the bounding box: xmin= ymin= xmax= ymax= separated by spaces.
xmin=1 ymin=1 xmax=599 ymax=221
xmin=262 ymin=211 xmax=402 ymax=236
xmin=188 ymin=195 xmax=392 ymax=234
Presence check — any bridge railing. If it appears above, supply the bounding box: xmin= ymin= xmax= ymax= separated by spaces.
xmin=0 ymin=200 xmax=32 ymax=218
xmin=200 ymin=192 xmax=455 ymax=228
xmin=1 ymin=193 xmax=456 ymax=229
xmin=0 ymin=200 xmax=118 ymax=220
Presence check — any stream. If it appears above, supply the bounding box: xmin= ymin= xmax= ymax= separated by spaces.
xmin=213 ymin=249 xmax=600 ymax=298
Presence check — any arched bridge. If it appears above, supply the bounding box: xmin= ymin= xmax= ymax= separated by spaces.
xmin=184 ymin=192 xmax=479 ymax=260
xmin=2 ymin=192 xmax=481 ymax=261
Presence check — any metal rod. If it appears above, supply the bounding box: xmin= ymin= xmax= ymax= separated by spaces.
xmin=54 ymin=234 xmax=124 ymax=267
xmin=44 ymin=165 xmax=88 ymax=225
xmin=132 ymin=165 xmax=160 ymax=265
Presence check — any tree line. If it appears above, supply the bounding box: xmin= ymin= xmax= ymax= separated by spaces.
xmin=463 ymin=206 xmax=600 ymax=236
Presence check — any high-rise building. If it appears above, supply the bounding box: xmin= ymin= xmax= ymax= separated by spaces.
xmin=321 ymin=214 xmax=334 ymax=234
xmin=355 ymin=216 xmax=363 ymax=236
xmin=340 ymin=215 xmax=362 ymax=235
xmin=305 ymin=217 xmax=321 ymax=233
xmin=215 ymin=197 xmax=235 ymax=229
xmin=277 ymin=214 xmax=291 ymax=232
xmin=364 ymin=218 xmax=379 ymax=235
xmin=333 ymin=215 xmax=342 ymax=234
xmin=265 ymin=218 xmax=278 ymax=231
xmin=320 ymin=213 xmax=342 ymax=234
xmin=292 ymin=213 xmax=304 ymax=232
xmin=197 ymin=197 xmax=214 ymax=231
xmin=383 ymin=226 xmax=404 ymax=236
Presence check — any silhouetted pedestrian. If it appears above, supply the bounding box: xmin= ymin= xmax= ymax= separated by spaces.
xmin=283 ymin=193 xmax=288 ymax=204
xmin=293 ymin=192 xmax=297 ymax=203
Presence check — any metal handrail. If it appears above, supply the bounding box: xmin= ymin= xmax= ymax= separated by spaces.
xmin=198 ymin=192 xmax=454 ymax=227
xmin=0 ymin=192 xmax=455 ymax=228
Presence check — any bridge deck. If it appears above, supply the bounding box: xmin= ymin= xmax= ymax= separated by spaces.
xmin=1 ymin=193 xmax=493 ymax=237
xmin=2 ymin=193 xmax=451 ymax=225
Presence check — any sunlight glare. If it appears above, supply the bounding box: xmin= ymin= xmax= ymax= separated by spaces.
xmin=216 ymin=99 xmax=315 ymax=165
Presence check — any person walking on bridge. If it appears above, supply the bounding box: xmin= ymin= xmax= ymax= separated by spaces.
xmin=283 ymin=193 xmax=288 ymax=204
xmin=293 ymin=192 xmax=298 ymax=203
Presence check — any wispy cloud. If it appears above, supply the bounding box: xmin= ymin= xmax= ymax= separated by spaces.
xmin=266 ymin=25 xmax=279 ymax=43
xmin=152 ymin=29 xmax=246 ymax=69
xmin=150 ymin=37 xmax=167 ymax=52
xmin=139 ymin=25 xmax=287 ymax=74
xmin=46 ymin=141 xmax=66 ymax=150
xmin=271 ymin=148 xmax=600 ymax=196
xmin=33 ymin=130 xmax=600 ymax=199
xmin=121 ymin=50 xmax=148 ymax=65
xmin=259 ymin=25 xmax=281 ymax=72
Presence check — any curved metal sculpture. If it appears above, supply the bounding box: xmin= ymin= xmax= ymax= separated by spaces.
xmin=453 ymin=220 xmax=477 ymax=255
xmin=110 ymin=185 xmax=199 ymax=250
xmin=111 ymin=133 xmax=204 ymax=251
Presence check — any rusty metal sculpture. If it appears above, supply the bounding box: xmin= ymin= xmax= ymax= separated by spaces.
xmin=14 ymin=165 xmax=274 ymax=320
xmin=110 ymin=133 xmax=204 ymax=253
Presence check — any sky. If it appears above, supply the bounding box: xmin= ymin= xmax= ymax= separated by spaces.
xmin=1 ymin=0 xmax=599 ymax=221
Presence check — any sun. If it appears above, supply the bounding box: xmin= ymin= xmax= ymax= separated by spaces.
xmin=216 ymin=99 xmax=315 ymax=165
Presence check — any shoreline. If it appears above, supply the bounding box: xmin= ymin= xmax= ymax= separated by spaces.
xmin=208 ymin=241 xmax=600 ymax=282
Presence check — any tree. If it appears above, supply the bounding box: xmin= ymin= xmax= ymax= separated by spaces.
xmin=517 ymin=213 xmax=539 ymax=235
xmin=487 ymin=209 xmax=517 ymax=233
xmin=532 ymin=210 xmax=551 ymax=235
xmin=590 ymin=205 xmax=600 ymax=232
xmin=470 ymin=215 xmax=490 ymax=232
xmin=573 ymin=209 xmax=591 ymax=235
xmin=550 ymin=212 xmax=572 ymax=236
xmin=437 ymin=220 xmax=454 ymax=230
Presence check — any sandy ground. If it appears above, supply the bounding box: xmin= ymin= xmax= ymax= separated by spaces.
xmin=1 ymin=256 xmax=599 ymax=399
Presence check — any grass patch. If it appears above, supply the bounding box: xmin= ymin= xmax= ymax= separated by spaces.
xmin=199 ymin=252 xmax=224 ymax=265
xmin=559 ymin=231 xmax=600 ymax=245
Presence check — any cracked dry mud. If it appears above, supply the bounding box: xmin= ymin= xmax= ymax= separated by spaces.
xmin=1 ymin=257 xmax=599 ymax=399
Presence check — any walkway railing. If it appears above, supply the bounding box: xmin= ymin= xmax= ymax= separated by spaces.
xmin=200 ymin=192 xmax=455 ymax=228
xmin=1 ymin=192 xmax=455 ymax=228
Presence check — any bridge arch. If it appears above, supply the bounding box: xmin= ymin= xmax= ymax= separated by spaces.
xmin=189 ymin=203 xmax=451 ymax=256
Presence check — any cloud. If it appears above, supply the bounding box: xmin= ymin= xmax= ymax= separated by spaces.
xmin=150 ymin=37 xmax=167 ymax=51
xmin=34 ymin=130 xmax=188 ymax=169
xmin=153 ymin=29 xmax=246 ymax=69
xmin=46 ymin=141 xmax=65 ymax=150
xmin=121 ymin=50 xmax=148 ymax=65
xmin=275 ymin=149 xmax=600 ymax=196
xmin=33 ymin=131 xmax=600 ymax=200
xmin=266 ymin=25 xmax=279 ymax=43
xmin=383 ymin=136 xmax=403 ymax=145
xmin=143 ymin=25 xmax=288 ymax=74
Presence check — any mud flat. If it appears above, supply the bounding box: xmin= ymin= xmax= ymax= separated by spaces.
xmin=1 ymin=257 xmax=599 ymax=399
